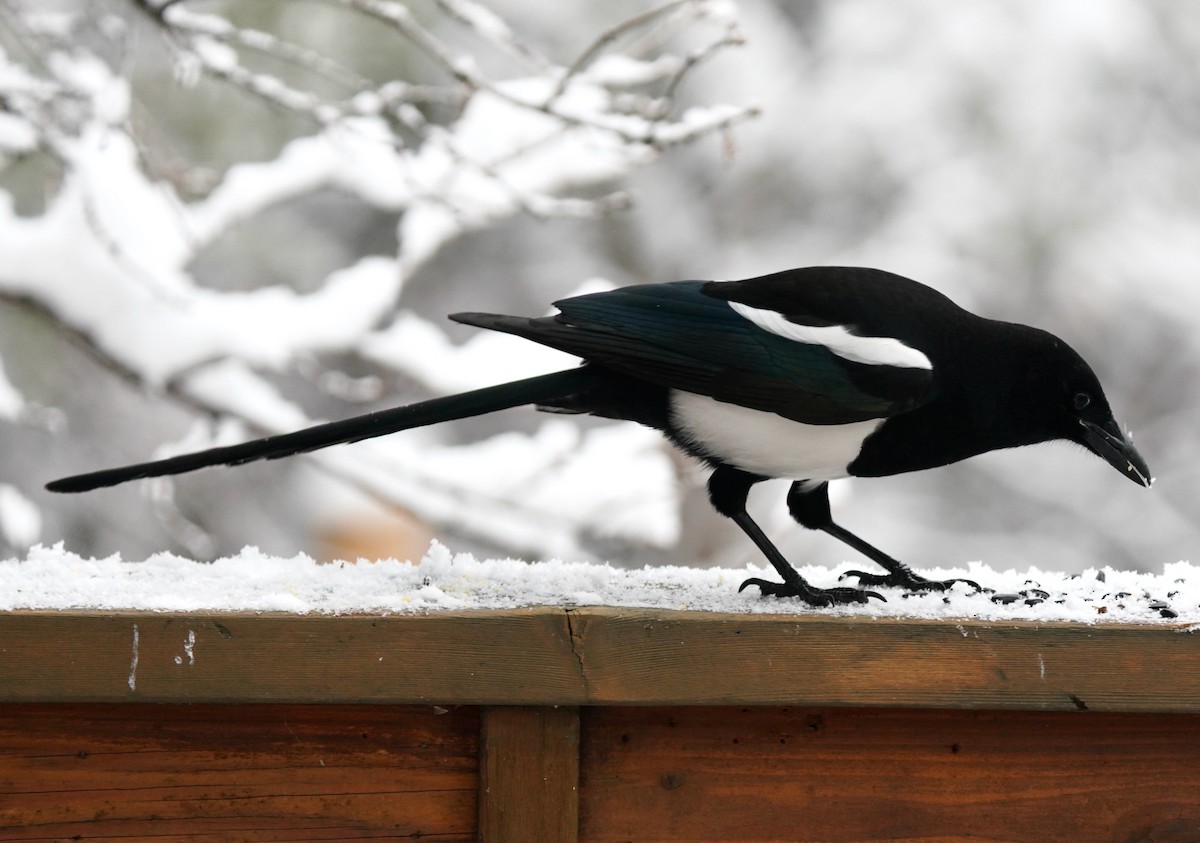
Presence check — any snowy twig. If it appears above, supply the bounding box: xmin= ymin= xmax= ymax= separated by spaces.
xmin=659 ymin=16 xmax=745 ymax=105
xmin=548 ymin=0 xmax=694 ymax=102
xmin=0 ymin=290 xmax=157 ymax=398
xmin=433 ymin=0 xmax=551 ymax=72
xmin=338 ymin=0 xmax=488 ymax=91
xmin=162 ymin=7 xmax=374 ymax=91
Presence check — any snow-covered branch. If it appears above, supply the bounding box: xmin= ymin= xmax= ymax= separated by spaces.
xmin=0 ymin=0 xmax=754 ymax=560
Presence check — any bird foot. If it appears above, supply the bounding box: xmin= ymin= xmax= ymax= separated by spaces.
xmin=739 ymin=577 xmax=885 ymax=606
xmin=838 ymin=566 xmax=983 ymax=594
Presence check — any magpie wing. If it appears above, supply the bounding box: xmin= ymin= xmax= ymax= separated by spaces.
xmin=453 ymin=280 xmax=935 ymax=425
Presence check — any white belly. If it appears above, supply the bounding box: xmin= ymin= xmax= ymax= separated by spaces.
xmin=669 ymin=390 xmax=882 ymax=480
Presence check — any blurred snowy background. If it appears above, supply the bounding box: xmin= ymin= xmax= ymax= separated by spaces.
xmin=0 ymin=0 xmax=1195 ymax=577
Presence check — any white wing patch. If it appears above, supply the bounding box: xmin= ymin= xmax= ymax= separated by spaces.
xmin=728 ymin=301 xmax=932 ymax=370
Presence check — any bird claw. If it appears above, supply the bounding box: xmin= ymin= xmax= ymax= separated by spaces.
xmin=739 ymin=577 xmax=885 ymax=606
xmin=838 ymin=568 xmax=984 ymax=595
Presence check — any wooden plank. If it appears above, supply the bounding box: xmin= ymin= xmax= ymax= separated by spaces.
xmin=0 ymin=609 xmax=582 ymax=704
xmin=479 ymin=706 xmax=580 ymax=843
xmin=579 ymin=706 xmax=1200 ymax=843
xmin=0 ymin=703 xmax=479 ymax=841
xmin=0 ymin=609 xmax=1198 ymax=710
xmin=569 ymin=609 xmax=1200 ymax=711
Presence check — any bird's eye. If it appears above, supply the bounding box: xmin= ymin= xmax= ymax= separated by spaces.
xmin=1073 ymin=392 xmax=1091 ymax=411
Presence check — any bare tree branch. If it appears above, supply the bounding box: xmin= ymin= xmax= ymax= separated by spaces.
xmin=549 ymin=0 xmax=693 ymax=101
xmin=0 ymin=0 xmax=751 ymax=559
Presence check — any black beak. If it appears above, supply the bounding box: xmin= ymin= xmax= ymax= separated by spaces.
xmin=1080 ymin=419 xmax=1152 ymax=487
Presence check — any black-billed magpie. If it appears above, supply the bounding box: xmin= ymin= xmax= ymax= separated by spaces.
xmin=46 ymin=266 xmax=1151 ymax=606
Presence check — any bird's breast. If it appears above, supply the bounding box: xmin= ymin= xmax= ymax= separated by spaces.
xmin=668 ymin=390 xmax=883 ymax=480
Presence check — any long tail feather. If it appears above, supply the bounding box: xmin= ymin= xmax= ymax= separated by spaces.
xmin=46 ymin=367 xmax=601 ymax=493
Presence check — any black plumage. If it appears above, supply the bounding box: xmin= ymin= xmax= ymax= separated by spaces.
xmin=46 ymin=266 xmax=1151 ymax=606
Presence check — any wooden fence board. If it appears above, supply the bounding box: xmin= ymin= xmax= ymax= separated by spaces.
xmin=0 ymin=610 xmax=582 ymax=704
xmin=569 ymin=610 xmax=1200 ymax=710
xmin=1 ymin=610 xmax=1198 ymax=710
xmin=0 ymin=610 xmax=1197 ymax=710
xmin=579 ymin=706 xmax=1200 ymax=843
xmin=479 ymin=706 xmax=580 ymax=843
xmin=0 ymin=703 xmax=479 ymax=841
xmin=0 ymin=608 xmax=1198 ymax=841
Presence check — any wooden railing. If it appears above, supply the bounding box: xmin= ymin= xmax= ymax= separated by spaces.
xmin=0 ymin=608 xmax=1197 ymax=841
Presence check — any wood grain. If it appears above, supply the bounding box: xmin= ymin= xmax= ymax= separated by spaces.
xmin=0 ymin=703 xmax=479 ymax=841
xmin=0 ymin=609 xmax=581 ymax=704
xmin=480 ymin=706 xmax=580 ymax=843
xmin=579 ymin=706 xmax=1200 ymax=843
xmin=1 ymin=700 xmax=1197 ymax=841
xmin=569 ymin=610 xmax=1200 ymax=710
xmin=0 ymin=610 xmax=1198 ymax=710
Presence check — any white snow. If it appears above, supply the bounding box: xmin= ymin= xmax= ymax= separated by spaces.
xmin=0 ymin=359 xmax=24 ymax=421
xmin=0 ymin=112 xmax=37 ymax=155
xmin=360 ymin=310 xmax=579 ymax=394
xmin=582 ymin=54 xmax=684 ymax=88
xmin=0 ymin=484 xmax=41 ymax=547
xmin=1 ymin=541 xmax=1194 ymax=623
xmin=0 ymin=127 xmax=406 ymax=385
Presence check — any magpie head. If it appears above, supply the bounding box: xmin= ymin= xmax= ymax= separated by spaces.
xmin=1023 ymin=335 xmax=1152 ymax=488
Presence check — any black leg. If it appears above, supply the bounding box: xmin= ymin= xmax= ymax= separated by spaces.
xmin=786 ymin=481 xmax=982 ymax=594
xmin=707 ymin=467 xmax=881 ymax=605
